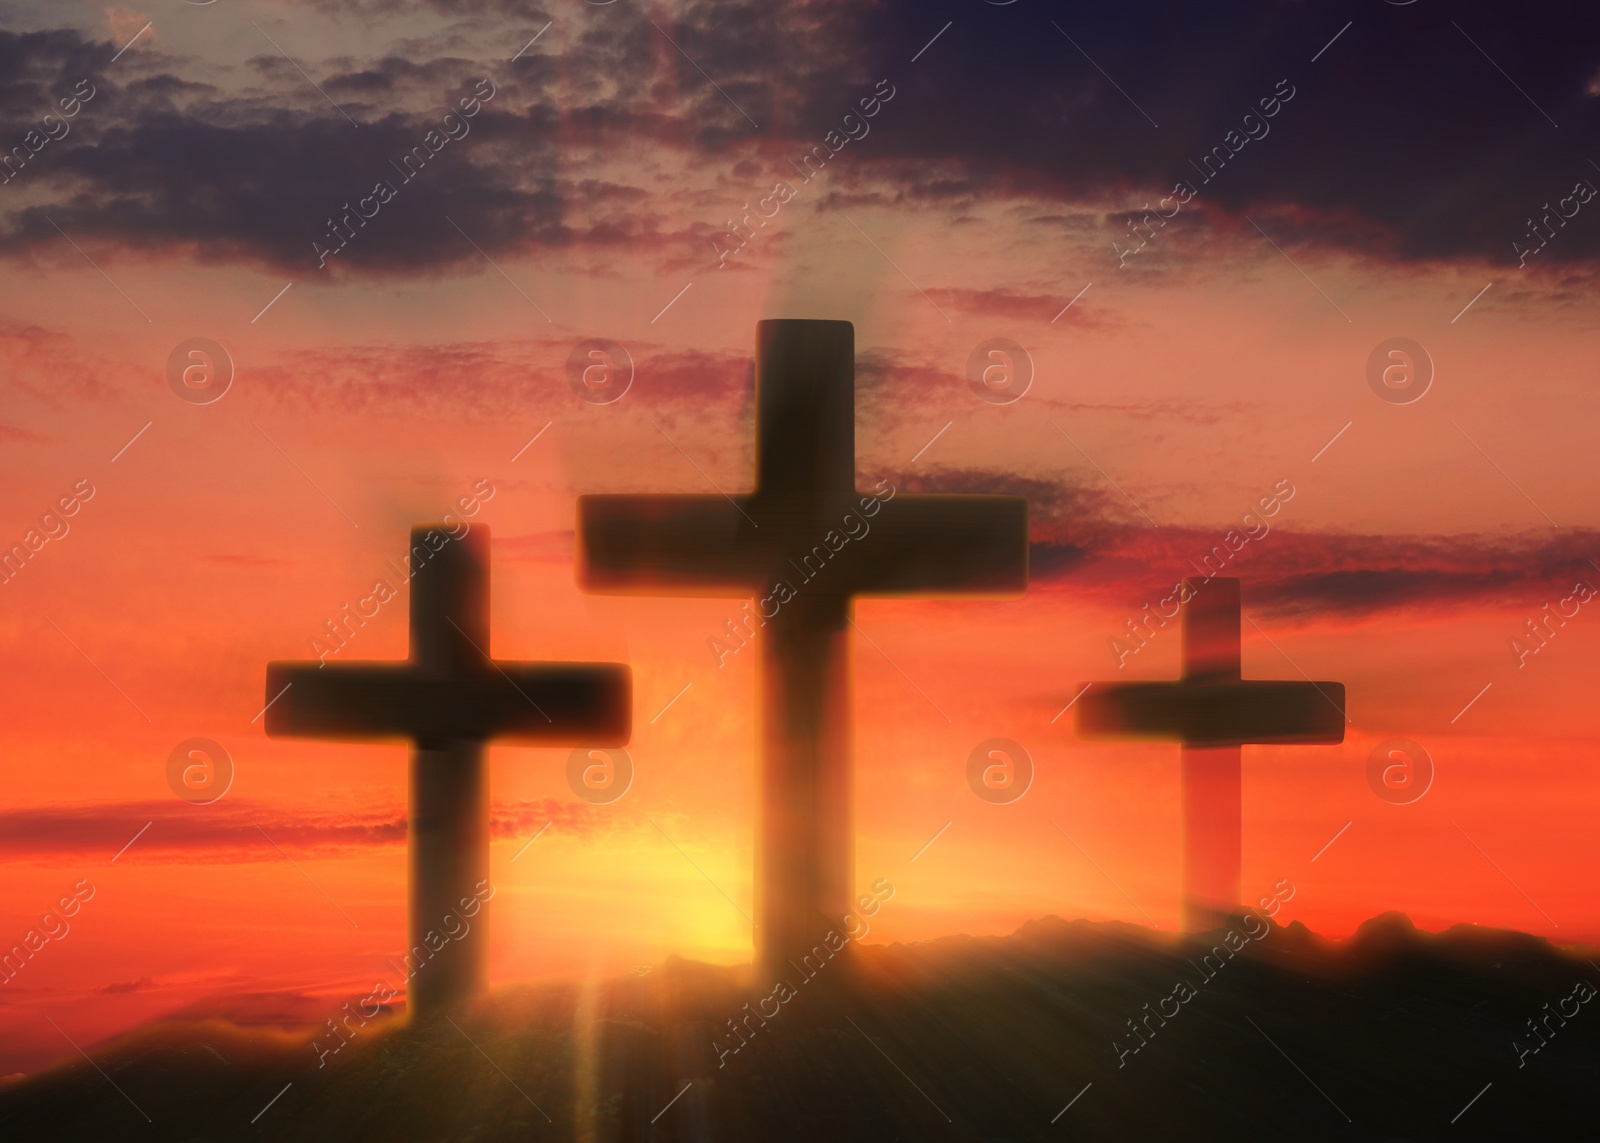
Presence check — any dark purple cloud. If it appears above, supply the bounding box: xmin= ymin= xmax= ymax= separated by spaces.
xmin=858 ymin=463 xmax=1600 ymax=618
xmin=1028 ymin=519 xmax=1600 ymax=620
xmin=1 ymin=0 xmax=1597 ymax=274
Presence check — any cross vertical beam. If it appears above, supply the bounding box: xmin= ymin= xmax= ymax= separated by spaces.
xmin=1076 ymin=577 xmax=1345 ymax=931
xmin=410 ymin=740 xmax=488 ymax=1009
xmin=1182 ymin=747 xmax=1241 ymax=931
xmin=760 ymin=588 xmax=853 ymax=968
xmin=264 ymin=525 xmax=630 ymax=1016
xmin=754 ymin=325 xmax=856 ymax=967
xmin=577 ymin=320 xmax=1030 ymax=975
xmin=1182 ymin=579 xmax=1242 ymax=930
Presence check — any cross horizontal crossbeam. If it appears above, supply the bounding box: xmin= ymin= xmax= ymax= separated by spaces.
xmin=264 ymin=663 xmax=629 ymax=743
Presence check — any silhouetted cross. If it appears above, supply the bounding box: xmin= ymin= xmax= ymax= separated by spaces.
xmin=1076 ymin=577 xmax=1344 ymax=930
xmin=264 ymin=524 xmax=630 ymax=1015
xmin=578 ymin=320 xmax=1028 ymax=972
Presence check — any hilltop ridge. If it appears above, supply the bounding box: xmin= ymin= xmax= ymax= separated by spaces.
xmin=2 ymin=912 xmax=1595 ymax=1141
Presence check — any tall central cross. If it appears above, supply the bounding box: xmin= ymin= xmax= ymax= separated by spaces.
xmin=578 ymin=320 xmax=1029 ymax=973
xmin=264 ymin=525 xmax=630 ymax=1016
xmin=1075 ymin=578 xmax=1345 ymax=930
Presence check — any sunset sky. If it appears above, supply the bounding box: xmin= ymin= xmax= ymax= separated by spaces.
xmin=3 ymin=0 xmax=1599 ymax=1077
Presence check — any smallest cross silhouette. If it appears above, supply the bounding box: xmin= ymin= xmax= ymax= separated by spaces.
xmin=1075 ymin=578 xmax=1344 ymax=930
xmin=265 ymin=524 xmax=630 ymax=1016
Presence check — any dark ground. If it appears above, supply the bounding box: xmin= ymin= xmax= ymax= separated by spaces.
xmin=1 ymin=913 xmax=1595 ymax=1142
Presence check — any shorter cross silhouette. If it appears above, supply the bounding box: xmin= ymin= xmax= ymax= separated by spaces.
xmin=264 ymin=524 xmax=630 ymax=1016
xmin=1075 ymin=578 xmax=1344 ymax=930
